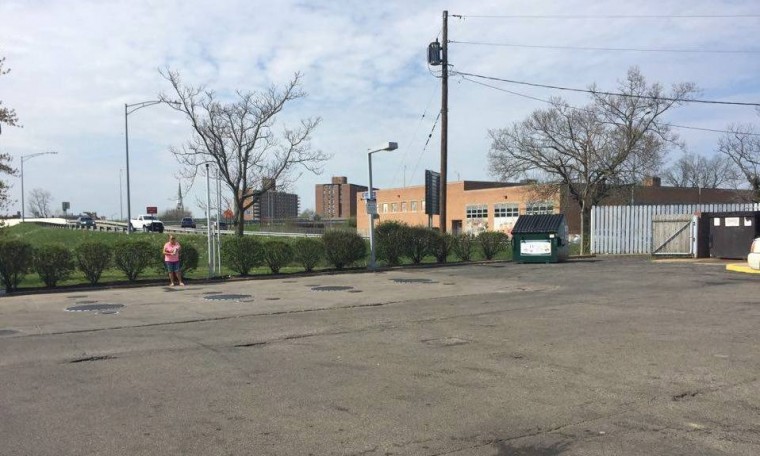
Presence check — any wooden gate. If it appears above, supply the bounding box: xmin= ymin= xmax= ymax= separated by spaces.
xmin=651 ymin=214 xmax=695 ymax=256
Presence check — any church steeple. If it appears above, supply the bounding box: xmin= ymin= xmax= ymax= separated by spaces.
xmin=176 ymin=182 xmax=184 ymax=211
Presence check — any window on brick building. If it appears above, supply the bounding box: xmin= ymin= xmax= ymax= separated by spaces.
xmin=465 ymin=204 xmax=488 ymax=219
xmin=410 ymin=201 xmax=417 ymax=212
xmin=525 ymin=202 xmax=554 ymax=215
xmin=382 ymin=203 xmax=388 ymax=213
xmin=494 ymin=203 xmax=519 ymax=218
xmin=391 ymin=203 xmax=398 ymax=212
xmin=401 ymin=201 xmax=407 ymax=212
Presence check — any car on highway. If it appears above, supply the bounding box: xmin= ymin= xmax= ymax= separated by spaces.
xmin=76 ymin=216 xmax=96 ymax=228
xmin=181 ymin=217 xmax=196 ymax=229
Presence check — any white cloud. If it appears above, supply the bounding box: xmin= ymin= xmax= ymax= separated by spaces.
xmin=1 ymin=0 xmax=760 ymax=218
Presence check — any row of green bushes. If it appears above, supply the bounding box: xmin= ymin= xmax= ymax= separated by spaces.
xmin=0 ymin=239 xmax=201 ymax=292
xmin=0 ymin=224 xmax=510 ymax=292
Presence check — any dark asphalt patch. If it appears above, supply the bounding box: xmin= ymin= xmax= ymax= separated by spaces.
xmin=311 ymin=286 xmax=354 ymax=291
xmin=0 ymin=329 xmax=19 ymax=336
xmin=204 ymin=294 xmax=253 ymax=302
xmin=70 ymin=355 xmax=115 ymax=363
xmin=66 ymin=304 xmax=125 ymax=313
xmin=392 ymin=278 xmax=437 ymax=284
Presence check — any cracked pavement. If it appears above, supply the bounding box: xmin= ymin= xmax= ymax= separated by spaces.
xmin=1 ymin=258 xmax=759 ymax=455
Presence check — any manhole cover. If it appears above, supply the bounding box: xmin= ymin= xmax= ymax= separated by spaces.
xmin=203 ymin=291 xmax=223 ymax=295
xmin=66 ymin=304 xmax=125 ymax=312
xmin=265 ymin=297 xmax=281 ymax=301
xmin=204 ymin=294 xmax=253 ymax=302
xmin=311 ymin=286 xmax=354 ymax=291
xmin=67 ymin=295 xmax=88 ymax=299
xmin=0 ymin=329 xmax=19 ymax=336
xmin=392 ymin=278 xmax=437 ymax=284
xmin=283 ymin=280 xmax=297 ymax=283
xmin=348 ymin=290 xmax=363 ymax=293
xmin=75 ymin=300 xmax=98 ymax=304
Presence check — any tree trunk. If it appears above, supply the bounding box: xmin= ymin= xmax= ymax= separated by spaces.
xmin=580 ymin=201 xmax=591 ymax=256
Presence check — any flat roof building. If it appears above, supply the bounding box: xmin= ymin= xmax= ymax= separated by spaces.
xmin=316 ymin=176 xmax=368 ymax=220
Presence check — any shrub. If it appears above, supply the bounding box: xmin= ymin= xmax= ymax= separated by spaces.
xmin=75 ymin=242 xmax=112 ymax=285
xmin=404 ymin=226 xmax=436 ymax=264
xmin=0 ymin=240 xmax=33 ymax=293
xmin=221 ymin=236 xmax=264 ymax=276
xmin=33 ymin=244 xmax=75 ymax=287
xmin=179 ymin=243 xmax=199 ymax=274
xmin=375 ymin=221 xmax=409 ymax=266
xmin=263 ymin=241 xmax=294 ymax=274
xmin=323 ymin=230 xmax=366 ymax=269
xmin=453 ymin=233 xmax=476 ymax=261
xmin=113 ymin=239 xmax=155 ymax=282
xmin=294 ymin=237 xmax=324 ymax=272
xmin=478 ymin=231 xmax=510 ymax=260
xmin=431 ymin=231 xmax=455 ymax=264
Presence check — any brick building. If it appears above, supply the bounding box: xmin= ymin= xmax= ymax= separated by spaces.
xmin=315 ymin=176 xmax=368 ymax=219
xmin=241 ymin=180 xmax=299 ymax=221
xmin=356 ymin=177 xmax=751 ymax=236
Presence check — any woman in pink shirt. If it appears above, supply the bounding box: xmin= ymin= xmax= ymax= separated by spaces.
xmin=163 ymin=235 xmax=184 ymax=286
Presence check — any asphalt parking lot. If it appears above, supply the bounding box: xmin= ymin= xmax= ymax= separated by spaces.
xmin=1 ymin=257 xmax=758 ymax=456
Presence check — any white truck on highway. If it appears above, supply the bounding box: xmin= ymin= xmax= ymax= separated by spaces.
xmin=130 ymin=214 xmax=165 ymax=233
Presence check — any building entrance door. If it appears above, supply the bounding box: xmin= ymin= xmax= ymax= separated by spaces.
xmin=452 ymin=220 xmax=462 ymax=235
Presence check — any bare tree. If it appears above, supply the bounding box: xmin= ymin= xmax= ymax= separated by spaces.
xmin=716 ymin=123 xmax=760 ymax=201
xmin=663 ymin=152 xmax=740 ymax=188
xmin=159 ymin=69 xmax=329 ymax=235
xmin=28 ymin=188 xmax=53 ymax=218
xmin=488 ymin=67 xmax=697 ymax=253
xmin=0 ymin=57 xmax=19 ymax=211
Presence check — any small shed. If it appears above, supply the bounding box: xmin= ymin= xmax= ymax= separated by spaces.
xmin=701 ymin=211 xmax=760 ymax=259
xmin=512 ymin=214 xmax=569 ymax=263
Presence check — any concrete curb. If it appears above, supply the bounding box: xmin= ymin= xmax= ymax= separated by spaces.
xmin=726 ymin=263 xmax=760 ymax=275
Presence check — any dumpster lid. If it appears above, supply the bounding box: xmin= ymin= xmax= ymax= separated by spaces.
xmin=511 ymin=214 xmax=565 ymax=234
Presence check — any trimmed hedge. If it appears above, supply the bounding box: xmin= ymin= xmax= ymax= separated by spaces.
xmin=75 ymin=242 xmax=112 ymax=285
xmin=294 ymin=237 xmax=324 ymax=272
xmin=478 ymin=231 xmax=510 ymax=260
xmin=263 ymin=241 xmax=294 ymax=274
xmin=0 ymin=240 xmax=33 ymax=293
xmin=404 ymin=226 xmax=436 ymax=264
xmin=375 ymin=221 xmax=409 ymax=266
xmin=431 ymin=231 xmax=455 ymax=264
xmin=323 ymin=230 xmax=366 ymax=269
xmin=33 ymin=244 xmax=75 ymax=287
xmin=113 ymin=239 xmax=155 ymax=282
xmin=453 ymin=233 xmax=476 ymax=262
xmin=222 ymin=236 xmax=264 ymax=276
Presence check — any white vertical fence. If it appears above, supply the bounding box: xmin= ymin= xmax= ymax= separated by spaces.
xmin=591 ymin=203 xmax=760 ymax=255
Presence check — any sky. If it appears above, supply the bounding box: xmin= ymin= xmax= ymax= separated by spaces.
xmin=1 ymin=0 xmax=760 ymax=219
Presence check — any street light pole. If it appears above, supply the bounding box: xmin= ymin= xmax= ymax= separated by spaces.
xmin=20 ymin=151 xmax=58 ymax=221
xmin=366 ymin=142 xmax=398 ymax=270
xmin=124 ymin=100 xmax=179 ymax=233
xmin=206 ymin=163 xmax=213 ymax=278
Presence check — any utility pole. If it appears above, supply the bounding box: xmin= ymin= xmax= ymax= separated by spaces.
xmin=440 ymin=10 xmax=449 ymax=233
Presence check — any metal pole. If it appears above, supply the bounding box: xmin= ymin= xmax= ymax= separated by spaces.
xmin=440 ymin=9 xmax=449 ymax=233
xmin=216 ymin=169 xmax=222 ymax=273
xmin=124 ymin=103 xmax=132 ymax=233
xmin=20 ymin=158 xmax=24 ymax=222
xmin=368 ymin=151 xmax=376 ymax=269
xmin=206 ymin=163 xmax=213 ymax=277
xmin=119 ymin=169 xmax=123 ymax=221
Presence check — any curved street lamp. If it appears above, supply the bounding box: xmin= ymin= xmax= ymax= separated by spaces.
xmin=124 ymin=100 xmax=179 ymax=233
xmin=367 ymin=141 xmax=398 ymax=270
xmin=20 ymin=151 xmax=58 ymax=221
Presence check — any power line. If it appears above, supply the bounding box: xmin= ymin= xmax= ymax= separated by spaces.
xmin=458 ymin=75 xmax=760 ymax=137
xmin=390 ymin=84 xmax=439 ymax=187
xmin=449 ymin=40 xmax=760 ymax=55
xmin=452 ymin=14 xmax=760 ymax=19
xmin=410 ymin=111 xmax=441 ymax=186
xmin=454 ymin=71 xmax=760 ymax=107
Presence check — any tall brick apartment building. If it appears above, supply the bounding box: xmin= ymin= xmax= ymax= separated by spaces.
xmin=315 ymin=176 xmax=368 ymax=219
xmin=356 ymin=177 xmax=751 ymax=236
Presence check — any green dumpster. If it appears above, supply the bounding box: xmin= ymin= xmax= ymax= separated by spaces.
xmin=512 ymin=214 xmax=569 ymax=263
